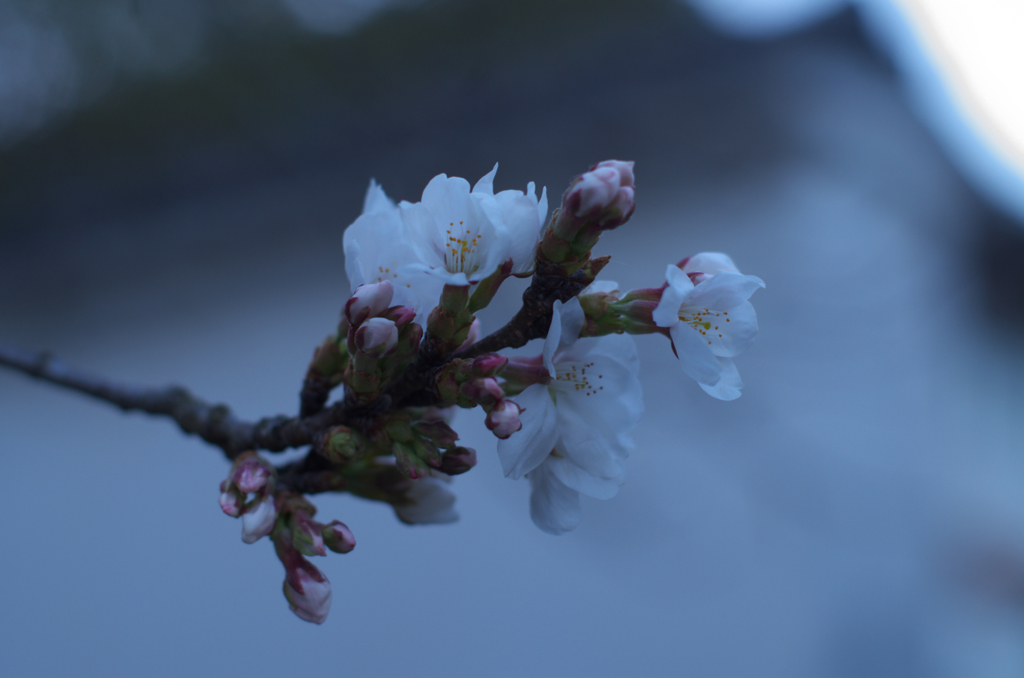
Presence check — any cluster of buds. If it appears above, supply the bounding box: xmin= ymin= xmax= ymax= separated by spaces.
xmin=341 ymin=280 xmax=423 ymax=402
xmin=434 ymin=352 xmax=523 ymax=439
xmin=214 ymin=159 xmax=763 ymax=623
xmin=220 ymin=458 xmax=358 ymax=624
xmin=379 ymin=411 xmax=478 ymax=479
xmin=219 ymin=452 xmax=279 ymax=544
xmin=271 ymin=494 xmax=356 ymax=624
xmin=539 ymin=160 xmax=636 ymax=274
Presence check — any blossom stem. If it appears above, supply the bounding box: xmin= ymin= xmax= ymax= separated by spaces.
xmin=454 ymin=258 xmax=604 ymax=360
xmin=0 ymin=341 xmax=359 ymax=459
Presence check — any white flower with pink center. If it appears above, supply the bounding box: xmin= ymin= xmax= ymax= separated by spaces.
xmin=343 ymin=166 xmax=546 ymax=321
xmin=496 ymin=296 xmax=644 ymax=535
xmin=652 ymin=252 xmax=765 ymax=401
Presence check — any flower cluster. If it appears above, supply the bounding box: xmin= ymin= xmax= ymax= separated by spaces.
xmin=219 ymin=161 xmax=764 ymax=623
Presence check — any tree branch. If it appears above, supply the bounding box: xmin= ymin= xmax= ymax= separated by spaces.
xmin=454 ymin=264 xmax=593 ymax=360
xmin=0 ymin=342 xmax=343 ymax=460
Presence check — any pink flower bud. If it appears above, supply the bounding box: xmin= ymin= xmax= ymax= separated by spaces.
xmin=322 ymin=520 xmax=356 ymax=554
xmin=567 ymin=167 xmax=619 ymax=218
xmin=457 ymin=318 xmax=481 ymax=351
xmin=344 ymin=280 xmax=395 ymax=325
xmin=471 ymin=353 xmax=508 ymax=377
xmin=283 ymin=561 xmax=332 ymax=625
xmin=592 ymin=159 xmax=634 ymax=188
xmin=486 ymin=400 xmax=523 ymax=439
xmin=291 ymin=510 xmax=327 ymax=557
xmin=241 ymin=497 xmax=277 ymax=544
xmin=384 ymin=305 xmax=417 ymax=327
xmin=608 ymin=186 xmax=635 ymax=217
xmin=219 ymin=490 xmax=243 ymax=517
xmin=460 ymin=377 xmax=505 ymax=406
xmin=565 ymin=160 xmax=635 ymax=220
xmin=355 ymin=317 xmax=399 ymax=354
xmin=438 ymin=446 xmax=477 ymax=475
xmin=232 ymin=457 xmax=272 ymax=495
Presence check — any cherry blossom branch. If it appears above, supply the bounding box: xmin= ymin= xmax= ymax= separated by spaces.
xmin=455 ymin=262 xmax=596 ymax=360
xmin=0 ymin=341 xmax=339 ymax=459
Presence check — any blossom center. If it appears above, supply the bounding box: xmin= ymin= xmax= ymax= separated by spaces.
xmin=444 ymin=222 xmax=484 ymax=275
xmin=678 ymin=306 xmax=728 ymax=346
xmin=552 ymin=360 xmax=604 ymax=396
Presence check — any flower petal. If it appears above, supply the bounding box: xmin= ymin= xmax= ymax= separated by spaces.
xmin=548 ymin=450 xmax=624 ymax=500
xmin=496 ymin=384 xmax=559 ymax=479
xmin=494 ymin=186 xmax=544 ymax=274
xmin=362 ymin=179 xmax=395 ymax=215
xmin=551 ymin=350 xmax=644 ymax=437
xmin=573 ymin=332 xmax=641 ymax=378
xmin=708 ymin=300 xmax=758 ymax=358
xmin=472 ymin=163 xmax=498 ymax=195
xmin=685 ymin=272 xmax=764 ymax=312
xmin=681 ymin=252 xmax=739 ymax=276
xmin=670 ymin=322 xmax=722 ymax=387
xmin=343 ymin=205 xmax=414 ymax=291
xmin=652 ymin=264 xmax=692 ymax=327
xmin=542 ymin=302 xmax=564 ymax=378
xmin=536 ymin=184 xmax=548 ymax=232
xmin=699 ymin=356 xmax=744 ymax=401
xmin=557 ymin=297 xmax=586 ymax=351
xmin=529 ymin=460 xmax=581 ymax=535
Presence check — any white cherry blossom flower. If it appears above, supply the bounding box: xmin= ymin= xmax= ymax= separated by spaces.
xmin=343 ymin=180 xmax=423 ymax=310
xmin=496 ymin=297 xmax=644 ymax=535
xmin=470 ymin=164 xmax=548 ymax=275
xmin=399 ymin=164 xmax=546 ymax=285
xmin=652 ymin=253 xmax=765 ymax=401
xmin=343 ymin=167 xmax=547 ymax=320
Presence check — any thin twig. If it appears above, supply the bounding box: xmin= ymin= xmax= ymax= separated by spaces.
xmin=0 ymin=342 xmax=344 ymax=459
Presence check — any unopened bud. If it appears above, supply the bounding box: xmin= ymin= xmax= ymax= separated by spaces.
xmin=438 ymin=446 xmax=477 ymax=475
xmin=291 ymin=510 xmax=327 ymax=557
xmin=393 ymin=441 xmax=430 ymax=480
xmin=593 ymin=159 xmax=634 ymax=187
xmin=486 ymin=399 xmax=523 ymax=439
xmin=472 ymin=353 xmax=508 ymax=377
xmin=219 ymin=488 xmax=243 ymax=517
xmin=385 ymin=416 xmax=416 ymax=443
xmin=321 ymin=425 xmax=366 ymax=463
xmin=241 ymin=497 xmax=277 ymax=544
xmin=233 ymin=456 xmax=273 ymax=495
xmin=283 ymin=561 xmax=332 ymax=625
xmin=385 ymin=305 xmax=417 ymax=327
xmin=345 ymin=280 xmax=395 ymax=325
xmin=322 ymin=520 xmax=356 ymax=554
xmin=566 ymin=161 xmax=634 ymax=221
xmin=355 ymin=317 xmax=399 ymax=354
xmin=460 ymin=377 xmax=505 ymax=406
xmin=414 ymin=420 xmax=459 ymax=448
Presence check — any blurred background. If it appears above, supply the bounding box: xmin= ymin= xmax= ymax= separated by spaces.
xmin=2 ymin=0 xmax=1023 ymax=675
